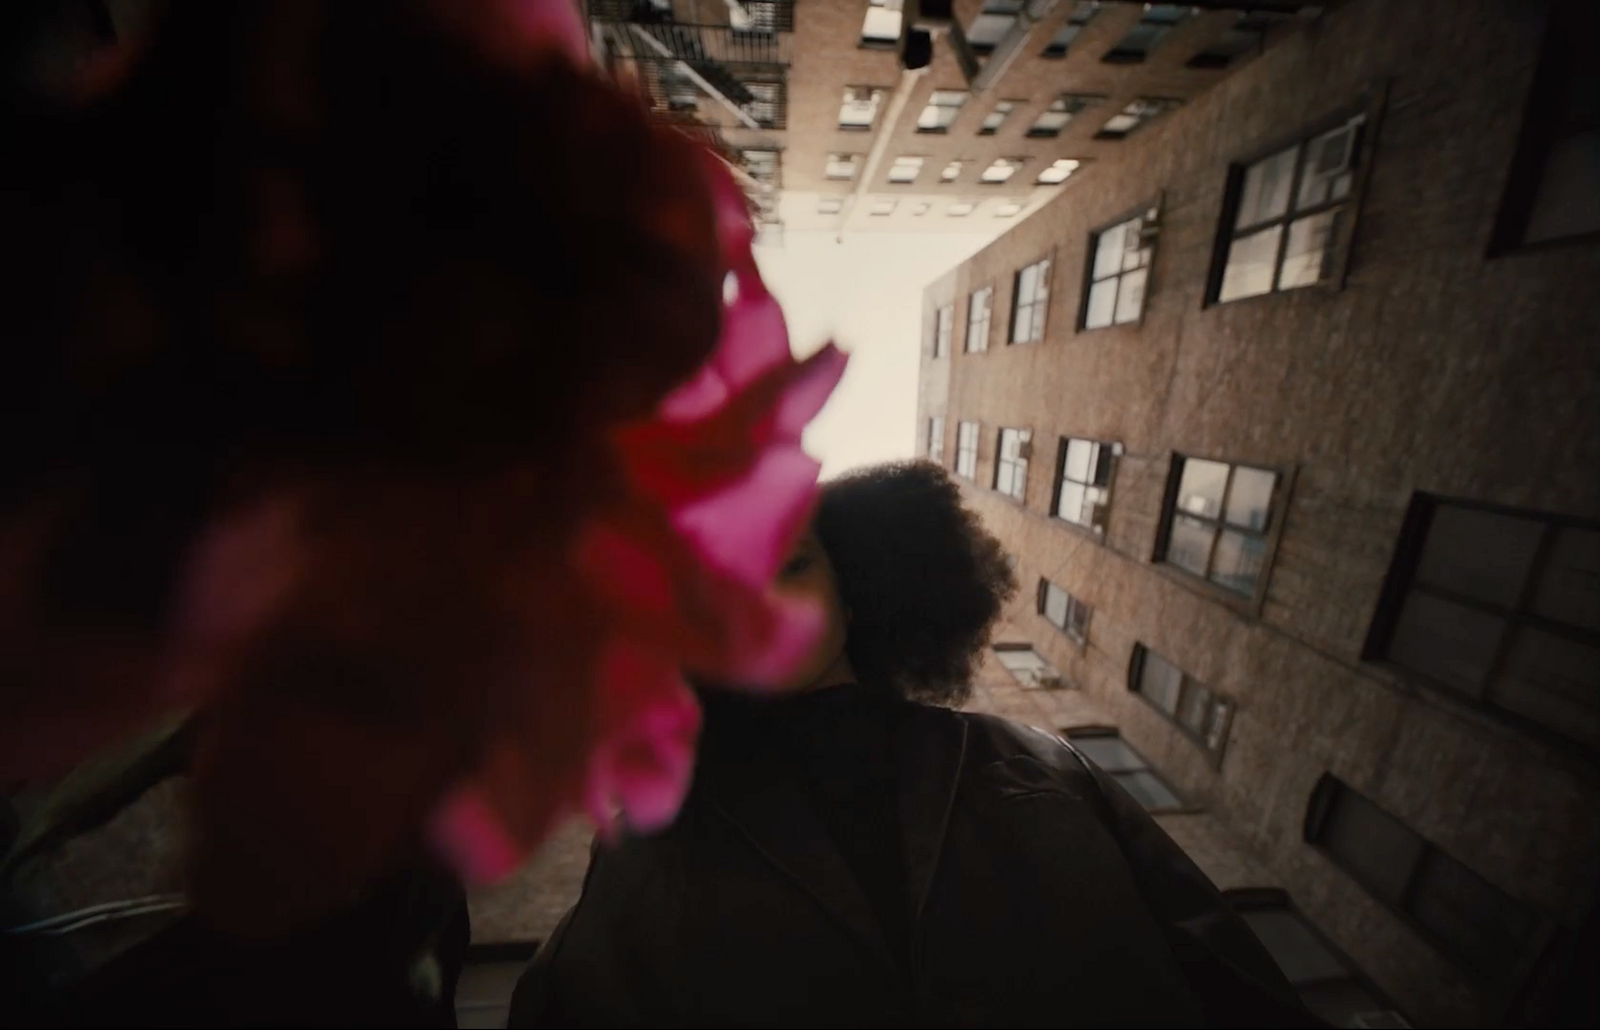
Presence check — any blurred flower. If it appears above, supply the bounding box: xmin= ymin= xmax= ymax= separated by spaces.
xmin=1 ymin=0 xmax=843 ymax=935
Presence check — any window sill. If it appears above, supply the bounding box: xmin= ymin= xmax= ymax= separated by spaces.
xmin=837 ymin=124 xmax=874 ymax=132
xmin=1148 ymin=560 xmax=1265 ymax=621
xmin=858 ymin=39 xmax=899 ymax=51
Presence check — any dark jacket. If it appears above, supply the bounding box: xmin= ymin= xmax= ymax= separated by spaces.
xmin=510 ymin=698 xmax=1321 ymax=1028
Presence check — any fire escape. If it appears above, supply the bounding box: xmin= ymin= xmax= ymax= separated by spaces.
xmin=589 ymin=1 xmax=793 ymax=242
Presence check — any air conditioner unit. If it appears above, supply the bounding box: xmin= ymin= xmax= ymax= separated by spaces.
xmin=1086 ymin=500 xmax=1109 ymax=535
xmin=1017 ymin=438 xmax=1034 ymax=460
xmin=1307 ymin=118 xmax=1360 ymax=185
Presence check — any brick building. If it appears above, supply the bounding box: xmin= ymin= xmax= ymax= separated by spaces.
xmin=918 ymin=0 xmax=1599 ymax=1025
xmin=591 ymin=1 xmax=1312 ymax=240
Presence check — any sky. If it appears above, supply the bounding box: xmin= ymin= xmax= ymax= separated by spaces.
xmin=755 ymin=230 xmax=992 ymax=480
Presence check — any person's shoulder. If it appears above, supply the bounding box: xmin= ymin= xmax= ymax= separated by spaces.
xmin=954 ymin=708 xmax=1084 ymax=766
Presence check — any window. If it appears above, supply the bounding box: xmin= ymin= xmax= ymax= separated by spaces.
xmin=1096 ymin=96 xmax=1181 ymax=139
xmin=817 ymin=196 xmax=844 ymax=215
xmin=992 ymin=642 xmax=1063 ymax=689
xmin=979 ymin=158 xmax=1022 ymax=184
xmin=1364 ymin=496 xmax=1600 ymax=747
xmin=1038 ymin=579 xmax=1091 ymax=643
xmin=1214 ymin=115 xmax=1366 ymax=302
xmin=1226 ymin=889 xmax=1404 ymax=1029
xmin=993 ymin=427 xmax=1030 ymax=501
xmin=888 ymin=155 xmax=925 ymax=183
xmin=927 ymin=416 xmax=945 ymax=463
xmin=869 ymin=199 xmax=897 ymax=216
xmin=917 ymin=89 xmax=967 ymax=133
xmin=968 ymin=0 xmax=1022 ymax=53
xmin=1052 ymin=437 xmax=1115 ymax=535
xmin=732 ymin=1 xmax=785 ymax=35
xmin=994 ymin=202 xmax=1022 ymax=217
xmin=1187 ymin=12 xmax=1290 ymax=69
xmin=743 ymin=81 xmax=785 ymax=130
xmin=839 ymin=86 xmax=887 ymax=130
xmin=979 ymin=100 xmax=1018 ymax=135
xmin=1306 ymin=775 xmax=1544 ymax=979
xmin=947 ymin=201 xmax=976 ymax=217
xmin=1026 ymin=93 xmax=1104 ymax=137
xmin=1037 ymin=158 xmax=1081 ymax=185
xmin=1130 ymin=645 xmax=1234 ymax=754
xmin=1102 ymin=2 xmax=1189 ymax=63
xmin=1008 ymin=257 xmax=1051 ymax=343
xmin=1082 ymin=208 xmax=1156 ymax=329
xmin=912 ymin=201 xmax=931 ymax=216
xmin=1158 ymin=455 xmax=1281 ymax=598
xmin=1065 ymin=728 xmax=1182 ymax=811
xmin=860 ymin=0 xmax=903 ymax=46
xmin=940 ymin=160 xmax=963 ymax=182
xmin=741 ymin=148 xmax=780 ymax=185
xmin=931 ymin=304 xmax=953 ymax=357
xmin=1489 ymin=3 xmax=1599 ymax=250
xmin=955 ymin=421 xmax=979 ymax=479
xmin=825 ymin=153 xmax=861 ymax=180
xmin=965 ymin=286 xmax=992 ymax=352
xmin=1042 ymin=1 xmax=1100 ymax=58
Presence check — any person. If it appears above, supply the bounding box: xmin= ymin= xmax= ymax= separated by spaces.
xmin=508 ymin=461 xmax=1323 ymax=1028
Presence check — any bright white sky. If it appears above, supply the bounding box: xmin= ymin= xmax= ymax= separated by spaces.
xmin=756 ymin=230 xmax=991 ymax=480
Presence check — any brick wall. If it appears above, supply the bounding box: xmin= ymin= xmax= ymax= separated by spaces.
xmin=921 ymin=0 xmax=1600 ymax=1024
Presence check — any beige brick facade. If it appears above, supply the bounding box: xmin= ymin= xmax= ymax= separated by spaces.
xmin=926 ymin=1 xmax=1599 ymax=1025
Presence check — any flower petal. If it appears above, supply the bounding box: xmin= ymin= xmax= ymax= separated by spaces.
xmin=671 ymin=446 xmax=821 ymax=588
xmin=429 ymin=785 xmax=526 ymax=884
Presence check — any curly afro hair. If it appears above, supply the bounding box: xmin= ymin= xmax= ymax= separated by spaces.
xmin=813 ymin=460 xmax=1017 ymax=706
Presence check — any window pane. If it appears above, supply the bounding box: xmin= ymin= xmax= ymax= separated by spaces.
xmin=1044 ymin=581 xmax=1069 ymax=626
xmin=1241 ymin=909 xmax=1351 ymax=986
xmin=1071 ymin=735 xmax=1144 ymax=773
xmin=1219 ymin=225 xmax=1283 ymax=302
xmin=1176 ymin=681 xmax=1212 ymax=736
xmin=861 ymin=7 xmax=903 ymax=41
xmin=1032 ymin=260 xmax=1050 ymax=304
xmin=1057 ymin=480 xmax=1087 ymax=524
xmin=1066 ymin=598 xmax=1090 ymax=640
xmin=1094 ymin=223 xmax=1127 ymax=279
xmin=1113 ymin=267 xmax=1147 ymax=323
xmin=1211 ymin=529 xmax=1267 ymax=595
xmin=1279 ymin=209 xmax=1340 ymax=289
xmin=1408 ymin=849 xmax=1540 ymax=976
xmin=1225 ymin=466 xmax=1277 ymax=530
xmin=1297 ymin=123 xmax=1359 ymax=209
xmin=1177 ymin=458 xmax=1230 ymax=519
xmin=1388 ymin=591 xmax=1508 ymax=696
xmin=1532 ymin=527 xmax=1600 ymax=631
xmin=1236 ymin=146 xmax=1298 ymax=228
xmin=1064 ymin=438 xmax=1095 ymax=483
xmin=1084 ymin=278 xmax=1117 ymax=329
xmin=1416 ymin=505 xmax=1544 ymax=607
xmin=1121 ymin=218 xmax=1146 ymax=270
xmin=1487 ymin=628 xmax=1600 ymax=744
xmin=1013 ymin=304 xmax=1034 ymax=344
xmin=1167 ymin=515 xmax=1217 ymax=577
xmin=1137 ymin=650 xmax=1183 ymax=714
xmin=1320 ymin=788 xmax=1425 ymax=905
xmin=1115 ymin=770 xmax=1181 ymax=811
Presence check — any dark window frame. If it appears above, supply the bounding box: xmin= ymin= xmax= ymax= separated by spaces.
xmin=992 ymin=426 xmax=1030 ymax=503
xmin=931 ymin=303 xmax=953 ymax=357
xmin=1486 ymin=3 xmax=1600 ymax=256
xmin=1100 ymin=3 xmax=1190 ymax=64
xmin=1062 ymin=725 xmax=1189 ymax=813
xmin=1153 ymin=453 xmax=1296 ymax=617
xmin=1361 ymin=492 xmax=1600 ymax=751
xmin=1203 ymin=89 xmax=1387 ymax=307
xmin=1041 ymin=2 xmax=1100 ymax=59
xmin=1305 ymin=775 xmax=1551 ymax=988
xmin=1049 ymin=435 xmax=1119 ymax=541
xmin=1223 ymin=887 xmax=1409 ymax=1026
xmin=965 ymin=284 xmax=993 ymax=352
xmin=1007 ymin=252 xmax=1054 ymax=344
xmin=1128 ymin=644 xmax=1234 ymax=762
xmin=1078 ymin=199 xmax=1161 ymax=331
xmin=1037 ymin=577 xmax=1091 ymax=645
xmin=955 ymin=420 xmax=980 ymax=480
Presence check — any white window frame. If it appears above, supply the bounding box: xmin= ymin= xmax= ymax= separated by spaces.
xmin=955 ymin=421 xmax=980 ymax=479
xmin=993 ymin=427 xmax=1030 ymax=501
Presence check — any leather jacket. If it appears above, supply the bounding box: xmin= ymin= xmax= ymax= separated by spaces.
xmin=509 ymin=702 xmax=1323 ymax=1028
